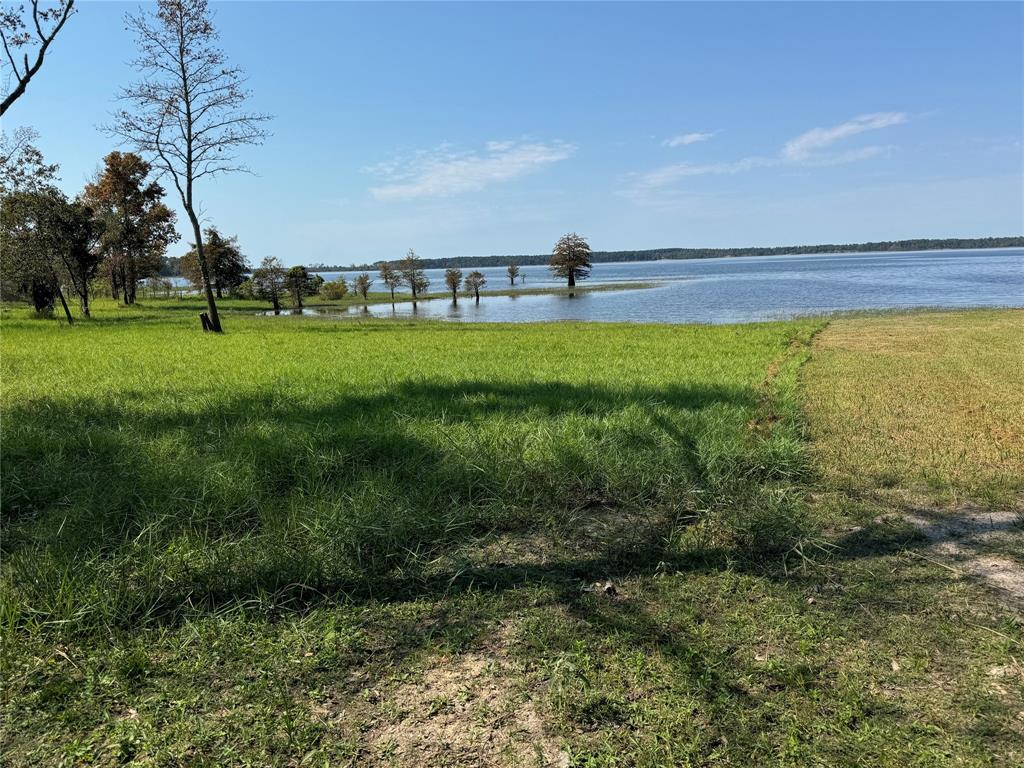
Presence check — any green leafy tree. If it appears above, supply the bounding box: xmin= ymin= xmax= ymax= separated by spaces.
xmin=0 ymin=127 xmax=58 ymax=193
xmin=180 ymin=227 xmax=248 ymax=298
xmin=353 ymin=272 xmax=373 ymax=300
xmin=0 ymin=188 xmax=100 ymax=321
xmin=398 ymin=249 xmax=429 ymax=299
xmin=506 ymin=263 xmax=520 ymax=286
xmin=320 ymin=278 xmax=348 ymax=300
xmin=377 ymin=260 xmax=401 ymax=301
xmin=550 ymin=232 xmax=592 ymax=288
xmin=251 ymin=256 xmax=286 ymax=312
xmin=51 ymin=196 xmax=103 ymax=317
xmin=444 ymin=268 xmax=462 ymax=303
xmin=285 ymin=265 xmax=321 ymax=308
xmin=83 ymin=151 xmax=177 ymax=305
xmin=464 ymin=270 xmax=486 ymax=303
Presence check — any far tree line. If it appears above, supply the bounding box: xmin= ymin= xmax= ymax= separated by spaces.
xmin=320 ymin=236 xmax=1024 ymax=273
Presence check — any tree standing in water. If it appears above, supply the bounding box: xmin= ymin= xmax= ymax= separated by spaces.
xmin=549 ymin=232 xmax=592 ymax=288
xmin=251 ymin=256 xmax=286 ymax=312
xmin=445 ymin=268 xmax=462 ymax=303
xmin=111 ymin=0 xmax=270 ymax=332
xmin=378 ymin=261 xmax=401 ymax=301
xmin=286 ymin=265 xmax=321 ymax=308
xmin=353 ymin=272 xmax=372 ymax=301
xmin=398 ymin=249 xmax=429 ymax=299
xmin=464 ymin=271 xmax=486 ymax=303
xmin=506 ymin=262 xmax=520 ymax=285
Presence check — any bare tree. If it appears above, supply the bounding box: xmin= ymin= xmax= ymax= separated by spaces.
xmin=1 ymin=0 xmax=75 ymax=115
xmin=110 ymin=0 xmax=269 ymax=332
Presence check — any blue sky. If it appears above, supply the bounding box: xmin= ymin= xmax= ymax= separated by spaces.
xmin=7 ymin=1 xmax=1023 ymax=266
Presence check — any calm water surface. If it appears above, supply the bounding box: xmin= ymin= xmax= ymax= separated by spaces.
xmin=294 ymin=248 xmax=1023 ymax=324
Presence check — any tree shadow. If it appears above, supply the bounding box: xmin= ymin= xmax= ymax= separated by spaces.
xmin=1 ymin=377 xmax=766 ymax=629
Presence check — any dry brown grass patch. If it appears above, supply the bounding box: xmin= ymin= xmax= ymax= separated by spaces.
xmin=803 ymin=309 xmax=1024 ymax=502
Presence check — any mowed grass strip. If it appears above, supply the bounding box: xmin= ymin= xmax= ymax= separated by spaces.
xmin=802 ymin=309 xmax=1024 ymax=505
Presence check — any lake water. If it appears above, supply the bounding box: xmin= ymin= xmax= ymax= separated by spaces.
xmin=295 ymin=248 xmax=1024 ymax=324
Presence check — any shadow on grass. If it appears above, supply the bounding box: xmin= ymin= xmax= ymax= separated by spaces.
xmin=0 ymin=377 xmax=782 ymax=628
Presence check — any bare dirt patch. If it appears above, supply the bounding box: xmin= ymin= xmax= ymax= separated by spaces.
xmin=902 ymin=506 xmax=1024 ymax=601
xmin=366 ymin=651 xmax=568 ymax=767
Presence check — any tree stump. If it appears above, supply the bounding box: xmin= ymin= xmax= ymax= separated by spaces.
xmin=199 ymin=312 xmax=212 ymax=331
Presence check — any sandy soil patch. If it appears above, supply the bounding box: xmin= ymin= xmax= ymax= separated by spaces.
xmin=903 ymin=506 xmax=1024 ymax=601
xmin=366 ymin=651 xmax=568 ymax=767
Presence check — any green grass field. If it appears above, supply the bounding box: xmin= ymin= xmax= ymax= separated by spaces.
xmin=2 ymin=301 xmax=1021 ymax=766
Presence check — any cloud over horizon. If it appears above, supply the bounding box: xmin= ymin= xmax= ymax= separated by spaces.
xmin=626 ymin=112 xmax=909 ymax=203
xmin=782 ymin=112 xmax=908 ymax=161
xmin=368 ymin=139 xmax=575 ymax=201
xmin=663 ymin=131 xmax=715 ymax=147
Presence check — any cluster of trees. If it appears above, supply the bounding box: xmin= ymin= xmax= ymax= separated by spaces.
xmin=376 ymin=249 xmax=429 ymax=301
xmin=443 ymin=268 xmax=487 ymax=303
xmin=230 ymin=258 xmax=376 ymax=312
xmin=2 ymin=0 xmax=269 ymax=332
xmin=0 ymin=148 xmax=178 ymax=322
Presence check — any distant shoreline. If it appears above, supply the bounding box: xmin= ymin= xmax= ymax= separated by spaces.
xmin=310 ymin=237 xmax=1023 ymax=273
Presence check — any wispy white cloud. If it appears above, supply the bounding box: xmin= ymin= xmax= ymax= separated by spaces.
xmin=625 ymin=112 xmax=908 ymax=203
xmin=663 ymin=131 xmax=715 ymax=147
xmin=782 ymin=112 xmax=907 ymax=161
xmin=367 ymin=139 xmax=575 ymax=201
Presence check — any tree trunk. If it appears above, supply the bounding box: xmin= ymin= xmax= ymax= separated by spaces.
xmin=187 ymin=209 xmax=223 ymax=332
xmin=55 ymin=285 xmax=74 ymax=325
xmin=80 ymin=288 xmax=90 ymax=317
xmin=215 ymin=280 xmax=222 ymax=299
xmin=474 ymin=288 xmax=480 ymax=303
xmin=390 ymin=286 xmax=395 ymax=301
xmin=451 ymin=289 xmax=457 ymax=303
xmin=127 ymin=255 xmax=137 ymax=304
xmin=567 ymin=271 xmax=575 ymax=288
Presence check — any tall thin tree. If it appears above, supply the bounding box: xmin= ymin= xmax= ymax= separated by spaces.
xmin=110 ymin=0 xmax=269 ymax=332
